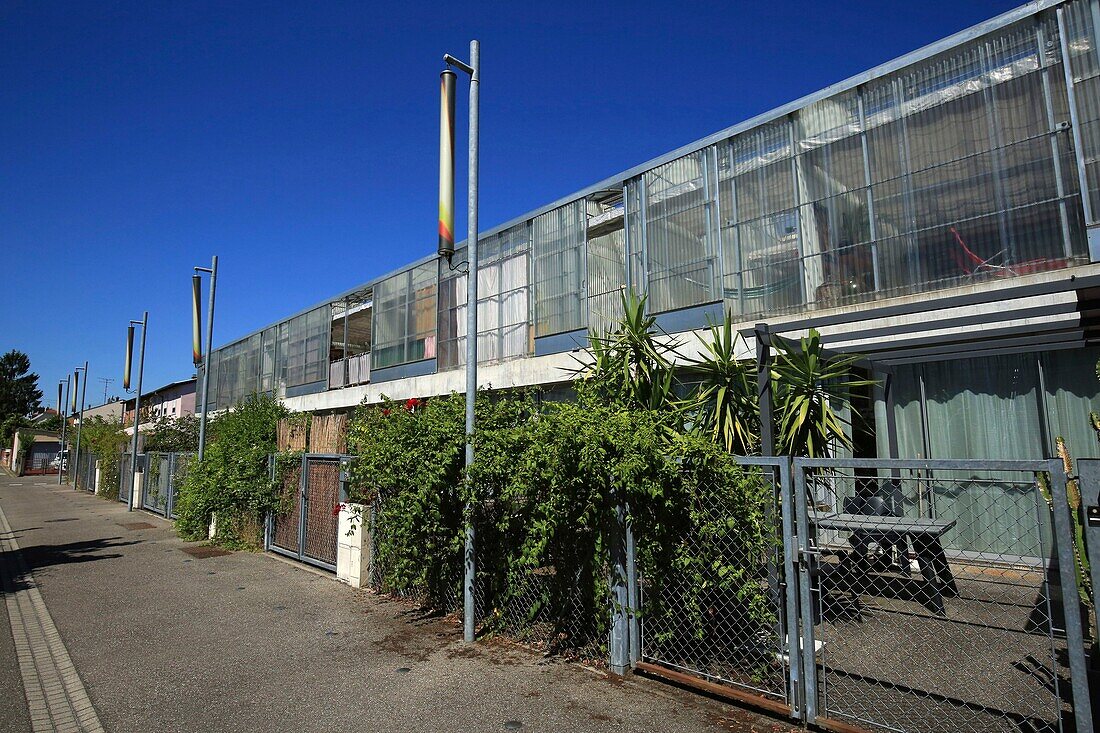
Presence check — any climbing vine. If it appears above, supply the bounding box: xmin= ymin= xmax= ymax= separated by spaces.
xmin=174 ymin=393 xmax=287 ymax=548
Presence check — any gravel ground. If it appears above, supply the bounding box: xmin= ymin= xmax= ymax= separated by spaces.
xmin=0 ymin=475 xmax=796 ymax=733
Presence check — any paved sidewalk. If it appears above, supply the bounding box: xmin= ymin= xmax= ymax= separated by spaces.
xmin=0 ymin=475 xmax=796 ymax=732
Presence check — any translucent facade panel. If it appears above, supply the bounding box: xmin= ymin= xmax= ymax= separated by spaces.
xmin=284 ymin=306 xmax=330 ymax=388
xmin=371 ymin=262 xmax=438 ymax=371
xmin=438 ymin=225 xmax=531 ymax=370
xmin=532 ymin=200 xmax=586 ymax=337
xmin=586 ymin=196 xmax=627 ymax=334
xmin=1063 ymin=0 xmax=1100 ymax=219
xmin=721 ymin=121 xmax=806 ymax=316
xmin=643 ymin=148 xmax=721 ymax=313
xmin=260 ymin=326 xmax=276 ymax=393
xmin=720 ymin=15 xmax=1088 ymax=320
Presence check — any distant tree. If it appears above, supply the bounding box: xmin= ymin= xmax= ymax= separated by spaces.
xmin=0 ymin=351 xmax=42 ymax=428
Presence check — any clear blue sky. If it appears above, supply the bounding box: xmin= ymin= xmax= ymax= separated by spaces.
xmin=1 ymin=0 xmax=1015 ymax=409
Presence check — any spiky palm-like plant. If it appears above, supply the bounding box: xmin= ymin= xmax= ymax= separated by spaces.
xmin=771 ymin=329 xmax=875 ymax=458
xmin=689 ymin=311 xmax=759 ymax=455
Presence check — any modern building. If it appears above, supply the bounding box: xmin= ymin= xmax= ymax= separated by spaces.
xmin=201 ymin=0 xmax=1100 ymax=472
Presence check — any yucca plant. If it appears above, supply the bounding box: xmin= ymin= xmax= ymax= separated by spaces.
xmin=576 ymin=289 xmax=682 ymax=416
xmin=771 ymin=328 xmax=875 ymax=458
xmin=689 ymin=311 xmax=759 ymax=455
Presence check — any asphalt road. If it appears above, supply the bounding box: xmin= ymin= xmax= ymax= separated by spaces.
xmin=0 ymin=473 xmax=796 ymax=733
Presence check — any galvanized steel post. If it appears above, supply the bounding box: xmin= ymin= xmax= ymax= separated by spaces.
xmin=72 ymin=361 xmax=88 ymax=489
xmin=196 ymin=256 xmax=218 ymax=463
xmin=127 ymin=312 xmax=148 ymax=512
xmin=443 ymin=39 xmax=480 ymax=644
xmin=57 ymin=378 xmax=69 ymax=485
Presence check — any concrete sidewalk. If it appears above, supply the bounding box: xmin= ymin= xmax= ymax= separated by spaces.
xmin=0 ymin=475 xmax=796 ymax=732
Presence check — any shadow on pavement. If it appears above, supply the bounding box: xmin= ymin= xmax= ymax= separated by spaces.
xmin=1 ymin=537 xmax=140 ymax=594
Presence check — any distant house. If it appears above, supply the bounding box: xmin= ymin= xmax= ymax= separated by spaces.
xmin=9 ymin=430 xmax=61 ymax=476
xmin=83 ymin=399 xmax=124 ymax=423
xmin=122 ymin=378 xmax=197 ymax=433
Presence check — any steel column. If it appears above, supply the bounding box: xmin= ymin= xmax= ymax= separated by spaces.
xmin=72 ymin=361 xmax=88 ymax=490
xmin=197 ymin=256 xmax=218 ymax=462
xmin=127 ymin=312 xmax=148 ymax=511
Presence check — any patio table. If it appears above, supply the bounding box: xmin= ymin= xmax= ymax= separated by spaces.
xmin=811 ymin=512 xmax=959 ymax=615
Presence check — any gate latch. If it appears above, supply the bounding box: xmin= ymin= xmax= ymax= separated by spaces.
xmin=796 ymin=547 xmax=822 ymax=573
xmin=1087 ymin=505 xmax=1100 ymax=527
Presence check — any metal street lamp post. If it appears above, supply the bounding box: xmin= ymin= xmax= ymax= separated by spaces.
xmin=441 ymin=40 xmax=479 ymax=643
xmin=72 ymin=362 xmax=88 ymax=489
xmin=192 ymin=256 xmax=218 ymax=462
xmin=57 ymin=378 xmax=69 ymax=484
xmin=124 ymin=312 xmax=148 ymax=511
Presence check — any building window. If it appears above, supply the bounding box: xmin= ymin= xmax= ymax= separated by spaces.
xmin=533 ymin=200 xmax=586 ymax=337
xmin=643 ymin=148 xmax=722 ymax=313
xmin=372 ymin=262 xmax=437 ymax=371
xmin=438 ymin=224 xmax=531 ymax=369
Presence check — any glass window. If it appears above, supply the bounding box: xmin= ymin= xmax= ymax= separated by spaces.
xmin=643 ymin=148 xmax=721 ymax=313
xmin=586 ymin=194 xmax=627 ymax=335
xmin=371 ymin=262 xmax=438 ymax=370
xmin=533 ymin=200 xmax=586 ymax=337
xmin=438 ymin=224 xmax=531 ymax=369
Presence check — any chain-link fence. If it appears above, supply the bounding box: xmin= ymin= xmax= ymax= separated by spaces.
xmin=263 ymin=451 xmax=1092 ymax=731
xmin=793 ymin=458 xmax=1089 ymax=733
xmin=638 ymin=459 xmax=795 ymax=707
xmin=365 ymin=494 xmax=466 ymax=615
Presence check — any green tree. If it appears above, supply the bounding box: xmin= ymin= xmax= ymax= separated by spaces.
xmin=0 ymin=350 xmax=42 ymax=442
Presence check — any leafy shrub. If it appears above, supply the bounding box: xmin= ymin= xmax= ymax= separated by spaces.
xmin=346 ymin=392 xmax=528 ymax=610
xmin=75 ymin=416 xmax=129 ymax=499
xmin=345 ymin=384 xmax=775 ymax=656
xmin=143 ymin=413 xmax=199 ymax=452
xmin=174 ymin=393 xmax=286 ymax=548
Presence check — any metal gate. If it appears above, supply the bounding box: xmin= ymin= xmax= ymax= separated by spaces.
xmin=74 ymin=452 xmax=96 ymax=492
xmin=638 ymin=456 xmax=801 ymax=715
xmin=636 ymin=457 xmax=1092 ymax=733
xmin=118 ymin=454 xmax=133 ymax=503
xmin=266 ymin=454 xmax=347 ymax=572
xmin=142 ymin=453 xmax=172 ymax=516
xmin=168 ymin=453 xmax=194 ymax=520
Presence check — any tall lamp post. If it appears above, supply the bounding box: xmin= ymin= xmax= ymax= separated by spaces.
xmin=71 ymin=362 xmax=88 ymax=489
xmin=192 ymin=256 xmax=218 ymax=462
xmin=57 ymin=378 xmax=69 ymax=485
xmin=440 ymin=40 xmax=479 ymax=643
xmin=124 ymin=312 xmax=148 ymax=511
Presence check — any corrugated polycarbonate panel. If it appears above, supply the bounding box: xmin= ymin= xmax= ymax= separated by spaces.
xmin=532 ymin=200 xmax=586 ymax=337
xmin=643 ymin=148 xmax=721 ymax=314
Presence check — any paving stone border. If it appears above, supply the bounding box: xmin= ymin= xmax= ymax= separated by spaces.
xmin=0 ymin=502 xmax=105 ymax=733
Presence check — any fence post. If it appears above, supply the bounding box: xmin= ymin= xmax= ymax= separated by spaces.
xmin=625 ymin=500 xmax=640 ymax=666
xmin=610 ymin=496 xmax=632 ymax=676
xmin=1059 ymin=459 xmax=1098 ymax=728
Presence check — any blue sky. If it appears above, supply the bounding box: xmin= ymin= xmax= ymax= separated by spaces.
xmin=0 ymin=0 xmax=1016 ymax=409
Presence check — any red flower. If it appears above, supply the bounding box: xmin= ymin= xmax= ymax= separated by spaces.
xmin=381 ymin=408 xmax=391 ymax=417
xmin=332 ymin=502 xmax=345 ymax=517
xmin=404 ymin=397 xmax=423 ymax=411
